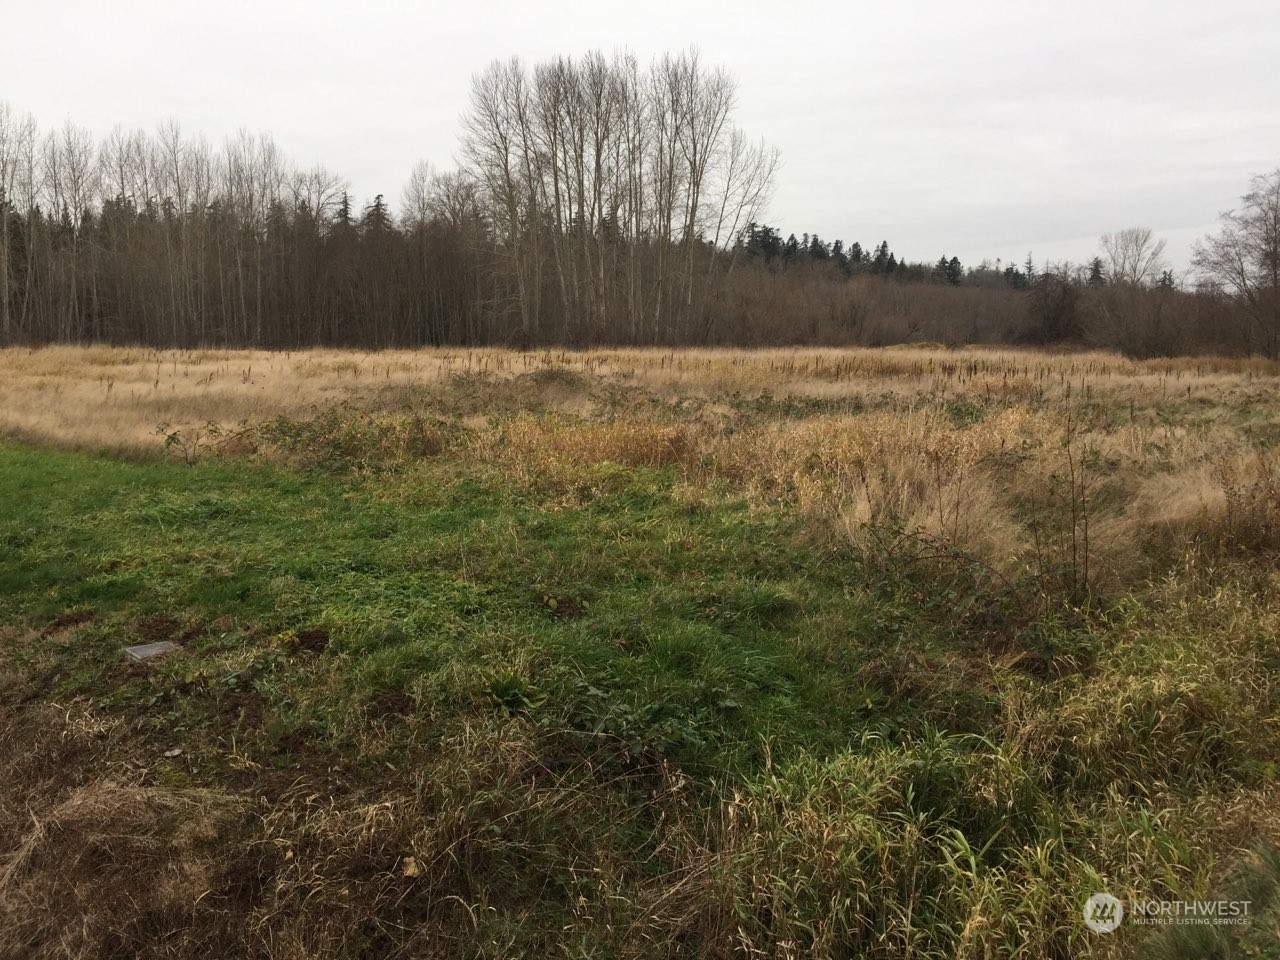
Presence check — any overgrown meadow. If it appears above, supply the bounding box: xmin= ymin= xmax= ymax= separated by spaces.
xmin=2 ymin=345 xmax=1280 ymax=958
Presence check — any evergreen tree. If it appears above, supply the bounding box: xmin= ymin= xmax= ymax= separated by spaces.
xmin=945 ymin=256 xmax=963 ymax=286
xmin=830 ymin=239 xmax=850 ymax=274
xmin=1087 ymin=256 xmax=1107 ymax=288
xmin=335 ymin=192 xmax=353 ymax=229
xmin=871 ymin=240 xmax=890 ymax=274
xmin=743 ymin=222 xmax=783 ymax=262
xmin=1003 ymin=264 xmax=1028 ymax=290
xmin=361 ymin=194 xmax=392 ymax=233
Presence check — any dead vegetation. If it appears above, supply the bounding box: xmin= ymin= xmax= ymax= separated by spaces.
xmin=3 ymin=344 xmax=1277 ymax=454
xmin=0 ymin=698 xmax=708 ymax=959
xmin=7 ymin=342 xmax=1280 ymax=604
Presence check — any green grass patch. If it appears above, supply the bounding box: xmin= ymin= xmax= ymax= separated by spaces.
xmin=2 ymin=438 xmax=1279 ymax=958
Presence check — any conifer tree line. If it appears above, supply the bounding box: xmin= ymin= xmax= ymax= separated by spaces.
xmin=1 ymin=54 xmax=1276 ymax=354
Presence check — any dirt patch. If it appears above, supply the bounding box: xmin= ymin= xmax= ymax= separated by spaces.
xmin=133 ymin=615 xmax=183 ymax=642
xmin=271 ymin=729 xmax=312 ymax=756
xmin=40 ymin=610 xmax=95 ymax=637
xmin=368 ymin=689 xmax=416 ymax=717
xmin=294 ymin=627 xmax=330 ymax=653
xmin=214 ymin=687 xmax=268 ymax=733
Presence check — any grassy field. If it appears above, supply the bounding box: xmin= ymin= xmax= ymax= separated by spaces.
xmin=3 ymin=344 xmax=1280 ymax=958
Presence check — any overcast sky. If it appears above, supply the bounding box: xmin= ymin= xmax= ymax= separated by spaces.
xmin=5 ymin=0 xmax=1279 ymax=273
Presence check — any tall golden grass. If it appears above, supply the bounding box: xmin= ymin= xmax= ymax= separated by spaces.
xmin=4 ymin=343 xmax=1279 ymax=594
xmin=5 ymin=344 xmax=1276 ymax=453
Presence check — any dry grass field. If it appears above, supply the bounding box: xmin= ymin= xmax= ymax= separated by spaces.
xmin=5 ymin=342 xmax=1278 ymax=449
xmin=6 ymin=342 xmax=1280 ymax=590
xmin=3 ymin=343 xmax=1280 ymax=958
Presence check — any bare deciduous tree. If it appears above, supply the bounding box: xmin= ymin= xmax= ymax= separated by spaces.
xmin=460 ymin=50 xmax=775 ymax=343
xmin=1193 ymin=169 xmax=1280 ymax=357
xmin=400 ymin=159 xmax=436 ymax=230
xmin=0 ymin=103 xmax=38 ymax=342
xmin=292 ymin=164 xmax=348 ymax=225
xmin=1099 ymin=227 xmax=1168 ymax=286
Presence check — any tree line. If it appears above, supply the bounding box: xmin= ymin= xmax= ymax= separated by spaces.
xmin=0 ymin=55 xmax=1277 ymax=355
xmin=0 ymin=52 xmax=779 ymax=348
